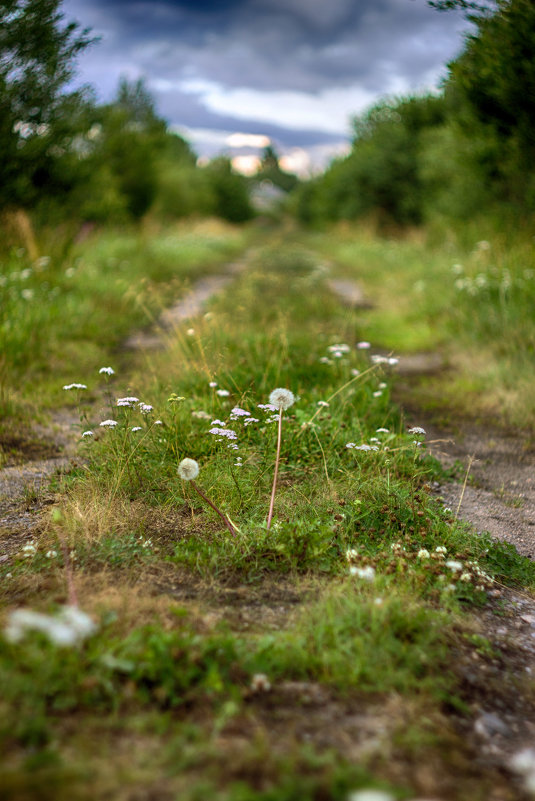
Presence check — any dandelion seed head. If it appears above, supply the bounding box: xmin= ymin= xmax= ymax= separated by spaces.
xmin=269 ymin=388 xmax=295 ymax=411
xmin=178 ymin=458 xmax=199 ymax=481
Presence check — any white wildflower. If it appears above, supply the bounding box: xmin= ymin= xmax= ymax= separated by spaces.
xmin=347 ymin=790 xmax=395 ymax=801
xmin=99 ymin=419 xmax=118 ymax=428
xmin=328 ymin=343 xmax=350 ymax=353
xmin=131 ymin=426 xmax=142 ymax=432
xmin=116 ymin=397 xmax=139 ymax=407
xmin=319 ymin=356 xmax=332 ymax=364
xmin=388 ymin=357 xmax=399 ymax=366
xmin=191 ymin=410 xmax=211 ymax=420
xmin=269 ymin=388 xmax=295 ymax=411
xmin=99 ymin=367 xmax=115 ymax=375
xmin=45 ymin=550 xmax=57 ymax=558
xmin=356 ymin=341 xmax=371 ymax=349
xmin=346 ymin=442 xmax=356 ymax=449
xmin=408 ymin=426 xmax=426 ymax=435
xmin=243 ymin=417 xmax=259 ymax=426
xmin=446 ymin=560 xmax=463 ymax=572
xmin=178 ymin=458 xmax=200 ymax=481
xmin=4 ymin=606 xmax=97 ymax=647
xmin=460 ymin=572 xmax=472 ymax=582
xmin=209 ymin=427 xmax=237 ymax=440
xmin=230 ymin=407 xmax=250 ymax=417
xmin=376 ymin=428 xmax=389 ymax=433
xmin=371 ymin=355 xmax=389 ymax=365
xmin=417 ymin=549 xmax=430 ymax=559
xmin=139 ymin=403 xmax=153 ymax=414
xmin=81 ymin=430 xmax=93 ymax=438
xmin=209 ymin=381 xmax=218 ymax=387
xmin=250 ymin=673 xmax=271 ymax=693
xmin=372 ymin=391 xmax=383 ymax=398
xmin=154 ymin=420 xmax=163 ymax=425
xmin=345 ymin=548 xmax=359 ymax=562
xmin=317 ymin=400 xmax=329 ymax=407
xmin=351 ymin=369 xmax=360 ymax=377
xmin=257 ymin=403 xmax=277 ymax=412
xmin=186 ymin=328 xmax=195 ymax=336
xmin=211 ymin=419 xmax=226 ymax=427
xmin=435 ymin=546 xmax=447 ymax=554
xmin=63 ymin=383 xmax=87 ymax=391
xmin=216 ymin=389 xmax=230 ymax=397
xmin=349 ymin=565 xmax=376 ymax=581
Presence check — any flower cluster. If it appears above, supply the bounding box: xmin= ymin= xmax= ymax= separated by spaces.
xmin=4 ymin=606 xmax=97 ymax=647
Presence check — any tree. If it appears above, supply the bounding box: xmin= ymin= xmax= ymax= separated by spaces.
xmin=0 ymin=0 xmax=95 ymax=209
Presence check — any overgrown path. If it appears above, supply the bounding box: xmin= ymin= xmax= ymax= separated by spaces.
xmin=1 ymin=232 xmax=535 ymax=801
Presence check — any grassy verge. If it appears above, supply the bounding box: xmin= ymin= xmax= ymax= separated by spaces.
xmin=295 ymin=218 xmax=535 ymax=430
xmin=1 ymin=230 xmax=534 ymax=800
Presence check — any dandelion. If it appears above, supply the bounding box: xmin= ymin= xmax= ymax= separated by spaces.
xmin=99 ymin=366 xmax=115 ymax=375
xmin=63 ymin=383 xmax=87 ymax=391
xmin=178 ymin=458 xmax=235 ymax=536
xmin=269 ymin=388 xmax=295 ymax=411
xmin=81 ymin=430 xmax=93 ymax=438
xmin=266 ymin=389 xmax=295 ymax=530
xmin=99 ymin=419 xmax=118 ymax=428
xmin=216 ymin=389 xmax=230 ymax=397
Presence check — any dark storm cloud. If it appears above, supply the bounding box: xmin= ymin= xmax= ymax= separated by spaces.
xmin=62 ymin=0 xmax=471 ymax=160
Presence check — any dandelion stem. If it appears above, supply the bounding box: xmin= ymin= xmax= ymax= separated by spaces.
xmin=266 ymin=408 xmax=283 ymax=531
xmin=190 ymin=480 xmax=236 ymax=536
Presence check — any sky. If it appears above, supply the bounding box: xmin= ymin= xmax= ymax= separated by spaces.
xmin=62 ymin=0 xmax=473 ymax=175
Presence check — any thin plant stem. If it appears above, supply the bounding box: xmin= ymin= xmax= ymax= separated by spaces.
xmin=266 ymin=408 xmax=283 ymax=531
xmin=455 ymin=455 xmax=475 ymax=519
xmin=56 ymin=531 xmax=78 ymax=607
xmin=191 ymin=480 xmax=236 ymax=536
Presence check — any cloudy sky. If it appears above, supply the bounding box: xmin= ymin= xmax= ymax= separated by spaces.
xmin=62 ymin=0 xmax=473 ymax=173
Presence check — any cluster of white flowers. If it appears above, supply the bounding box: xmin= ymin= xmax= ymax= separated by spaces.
xmin=99 ymin=419 xmax=118 ymax=428
xmin=99 ymin=366 xmax=115 ymax=376
xmin=63 ymin=383 xmax=87 ymax=391
xmin=4 ymin=606 xmax=98 ymax=647
xmin=510 ymin=749 xmax=535 ymax=795
xmin=216 ymin=389 xmax=230 ymax=397
xmin=349 ymin=565 xmax=376 ymax=581
xmin=328 ymin=343 xmax=350 ymax=358
xmin=116 ymin=396 xmax=139 ymax=407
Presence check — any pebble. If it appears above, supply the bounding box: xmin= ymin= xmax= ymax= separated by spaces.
xmin=474 ymin=712 xmax=510 ymax=738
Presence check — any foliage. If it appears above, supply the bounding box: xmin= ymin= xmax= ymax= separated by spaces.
xmin=0 ymin=0 xmax=95 ymax=209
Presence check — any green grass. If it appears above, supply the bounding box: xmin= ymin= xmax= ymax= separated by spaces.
xmin=1 ymin=223 xmax=534 ymax=801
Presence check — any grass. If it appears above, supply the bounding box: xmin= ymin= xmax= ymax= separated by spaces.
xmin=297 ymin=217 xmax=535 ymax=429
xmin=1 ymin=221 xmax=534 ymax=800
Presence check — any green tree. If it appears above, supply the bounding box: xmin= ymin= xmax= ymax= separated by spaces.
xmin=0 ymin=0 xmax=95 ymax=209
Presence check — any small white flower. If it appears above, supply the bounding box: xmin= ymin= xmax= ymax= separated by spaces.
xmin=45 ymin=550 xmax=58 ymax=558
xmin=230 ymin=407 xmax=250 ymax=417
xmin=347 ymin=789 xmax=394 ymax=801
xmin=178 ymin=458 xmax=199 ymax=481
xmin=250 ymin=673 xmax=271 ymax=692
xmin=372 ymin=391 xmax=383 ymax=398
xmin=21 ymin=288 xmax=34 ymax=300
xmin=21 ymin=543 xmax=37 ymax=556
xmin=139 ymin=403 xmax=153 ymax=414
xmin=356 ymin=341 xmax=371 ymax=349
xmin=257 ymin=403 xmax=277 ymax=412
xmin=408 ymin=426 xmax=426 ymax=435
xmin=63 ymin=383 xmax=87 ymax=391
xmin=328 ymin=343 xmax=350 ymax=353
xmin=131 ymin=426 xmax=142 ymax=432
xmin=116 ymin=397 xmax=139 ymax=407
xmin=355 ymin=444 xmax=372 ymax=451
xmin=211 ymin=419 xmax=226 ymax=427
xmin=269 ymin=388 xmax=295 ymax=411
xmin=345 ymin=442 xmax=356 ymax=449
xmin=99 ymin=367 xmax=115 ymax=375
xmin=460 ymin=572 xmax=472 ymax=582
xmin=192 ymin=410 xmax=211 ymax=420
xmin=4 ymin=606 xmax=97 ymax=647
xmin=209 ymin=381 xmax=218 ymax=387
xmin=417 ymin=549 xmax=430 ymax=559
xmin=388 ymin=357 xmax=399 ymax=366
xmin=446 ymin=560 xmax=463 ymax=572
xmin=216 ymin=389 xmax=230 ymax=397
xmin=317 ymin=400 xmax=329 ymax=407
xmin=349 ymin=565 xmax=376 ymax=581
xmin=378 ymin=382 xmax=387 ymax=390
xmin=319 ymin=356 xmax=332 ymax=364
xmin=154 ymin=420 xmax=163 ymax=425
xmin=209 ymin=427 xmax=237 ymax=440
xmin=186 ymin=328 xmax=195 ymax=336
xmin=99 ymin=419 xmax=118 ymax=428
xmin=345 ymin=548 xmax=359 ymax=562
xmin=376 ymin=428 xmax=389 ymax=433
xmin=435 ymin=546 xmax=447 ymax=554
xmin=81 ymin=430 xmax=93 ymax=438
xmin=243 ymin=417 xmax=259 ymax=426
xmin=371 ymin=355 xmax=389 ymax=365
xmin=351 ymin=368 xmax=360 ymax=377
